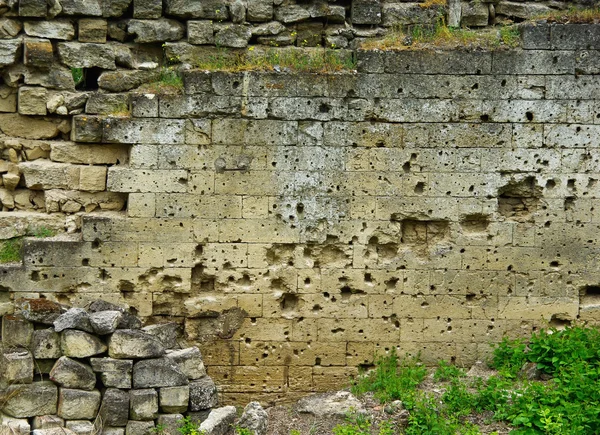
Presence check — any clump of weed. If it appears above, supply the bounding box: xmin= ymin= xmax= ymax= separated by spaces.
xmin=32 ymin=227 xmax=56 ymax=238
xmin=351 ymin=352 xmax=427 ymax=406
xmin=0 ymin=238 xmax=22 ymax=264
xmin=434 ymin=359 xmax=467 ymax=382
xmin=537 ymin=6 xmax=600 ymax=23
xmin=139 ymin=67 xmax=184 ymax=95
xmin=193 ymin=47 xmax=356 ymax=73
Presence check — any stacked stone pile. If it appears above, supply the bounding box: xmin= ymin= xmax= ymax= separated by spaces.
xmin=0 ymin=299 xmax=220 ymax=435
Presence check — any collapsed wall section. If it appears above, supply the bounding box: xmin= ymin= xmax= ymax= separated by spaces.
xmin=2 ymin=16 xmax=600 ymax=404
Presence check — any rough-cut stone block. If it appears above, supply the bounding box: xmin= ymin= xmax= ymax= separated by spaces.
xmin=103 ymin=118 xmax=186 ymax=144
xmin=0 ymin=414 xmax=31 ymax=435
xmin=16 ymin=299 xmax=66 ymax=325
xmin=102 ymin=428 xmax=125 ymax=435
xmin=108 ymin=329 xmax=165 ymax=358
xmin=78 ymin=19 xmax=108 ymax=43
xmin=165 ymin=0 xmax=228 ymax=20
xmin=188 ymin=21 xmax=214 ymax=45
xmin=89 ymin=310 xmax=121 ymax=334
xmin=134 ymin=0 xmax=162 ymax=18
xmin=133 ymin=357 xmax=188 ymax=388
xmin=49 ymin=357 xmax=96 ymax=390
xmin=159 ymin=386 xmax=189 ymax=413
xmin=58 ymin=388 xmax=101 ymax=420
xmin=88 ymin=300 xmax=142 ymax=329
xmin=199 ymin=406 xmax=236 ymax=435
xmin=90 ymin=357 xmax=133 ymax=388
xmin=61 ymin=329 xmax=107 ymax=358
xmin=78 ymin=166 xmax=107 ymax=192
xmin=18 ymin=86 xmax=47 ymax=115
xmin=156 ymin=414 xmax=184 ymax=435
xmin=0 ymin=39 xmax=22 ymax=66
xmin=24 ymin=38 xmax=54 ymax=67
xmin=19 ymin=0 xmax=46 ymax=16
xmin=247 ymin=0 xmax=272 ymax=21
xmin=129 ymin=389 xmax=158 ymax=420
xmin=351 ymin=0 xmax=381 ymax=24
xmin=125 ymin=421 xmax=155 ymax=435
xmin=31 ymin=329 xmax=62 ymax=359
xmin=0 ymin=85 xmax=17 ymax=112
xmin=19 ymin=160 xmax=81 ymax=190
xmin=102 ymin=0 xmax=133 ymax=17
xmin=189 ymin=377 xmax=218 ymax=411
xmin=31 ymin=415 xmax=64 ymax=429
xmin=59 ymin=0 xmax=102 ymax=16
xmin=71 ymin=115 xmax=104 ymax=143
xmin=107 ymin=168 xmax=188 ymax=193
xmin=128 ymin=19 xmax=185 ymax=43
xmin=57 ymin=42 xmax=116 ymax=69
xmin=3 ymin=382 xmax=57 ymax=418
xmin=141 ymin=323 xmax=179 ymax=349
xmin=24 ymin=20 xmax=75 ymax=40
xmin=0 ymin=18 xmax=22 ymax=38
xmin=2 ymin=316 xmax=34 ymax=348
xmin=54 ymin=307 xmax=94 ymax=332
xmin=166 ymin=347 xmax=206 ymax=380
xmin=1 ymin=350 xmax=34 ymax=385
xmin=65 ymin=420 xmax=94 ymax=435
xmin=99 ymin=388 xmax=129 ymax=427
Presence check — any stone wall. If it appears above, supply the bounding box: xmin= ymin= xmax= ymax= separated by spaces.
xmin=1 ymin=0 xmax=600 ymax=405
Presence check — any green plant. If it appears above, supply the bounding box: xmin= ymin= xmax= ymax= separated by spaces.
xmin=434 ymin=359 xmax=466 ymax=382
xmin=234 ymin=426 xmax=253 ymax=435
xmin=32 ymin=227 xmax=56 ymax=238
xmin=489 ymin=336 xmax=528 ymax=377
xmin=0 ymin=238 xmax=22 ymax=263
xmin=351 ymin=352 xmax=427 ymax=406
xmin=289 ymin=430 xmax=301 ymax=435
xmin=499 ymin=25 xmax=520 ymax=47
xmin=71 ymin=67 xmax=84 ymax=87
xmin=150 ymin=424 xmax=167 ymax=435
xmin=177 ymin=417 xmax=203 ymax=435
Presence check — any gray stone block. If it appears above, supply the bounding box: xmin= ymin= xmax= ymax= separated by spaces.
xmin=2 ymin=381 xmax=57 ymax=418
xmin=0 ymin=413 xmax=31 ymax=435
xmin=128 ymin=19 xmax=186 ymax=43
xmin=61 ymin=329 xmax=107 ymax=358
xmin=65 ymin=420 xmax=94 ymax=435
xmin=54 ymin=308 xmax=94 ymax=333
xmin=166 ymin=347 xmax=206 ymax=380
xmin=238 ymin=402 xmax=268 ymax=435
xmin=108 ymin=329 xmax=166 ymax=358
xmin=125 ymin=421 xmax=155 ymax=435
xmin=142 ymin=323 xmax=180 ymax=349
xmin=0 ymin=350 xmax=34 ymax=385
xmin=89 ymin=310 xmax=122 ymax=335
xmin=247 ymin=0 xmax=273 ymax=22
xmin=133 ymin=0 xmax=162 ymax=18
xmin=520 ymin=23 xmax=550 ymax=50
xmin=24 ymin=20 xmax=76 ymax=40
xmin=156 ymin=414 xmax=184 ymax=435
xmin=15 ymin=299 xmax=66 ymax=325
xmin=32 ymin=415 xmax=64 ymax=430
xmin=165 ymin=0 xmax=229 ymax=20
xmin=59 ymin=0 xmax=102 ymax=16
xmin=57 ymin=42 xmax=116 ymax=70
xmin=133 ymin=357 xmax=188 ymax=388
xmin=159 ymin=386 xmax=189 ymax=413
xmin=19 ymin=0 xmax=46 ymax=17
xmin=187 ymin=21 xmax=214 ymax=45
xmin=199 ymin=406 xmax=236 ymax=435
xmin=49 ymin=357 xmax=96 ymax=391
xmin=0 ymin=39 xmax=22 ymax=66
xmin=351 ymin=0 xmax=381 ymax=25
xmin=189 ymin=377 xmax=218 ymax=411
xmin=90 ymin=357 xmax=133 ymax=388
xmin=58 ymin=388 xmax=101 ymax=420
xmin=99 ymin=389 xmax=129 ymax=427
xmin=129 ymin=389 xmax=158 ymax=421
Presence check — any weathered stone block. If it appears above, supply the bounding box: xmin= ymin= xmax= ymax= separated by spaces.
xmin=78 ymin=19 xmax=107 ymax=43
xmin=59 ymin=0 xmax=102 ymax=16
xmin=461 ymin=1 xmax=488 ymax=27
xmin=1 ymin=350 xmax=34 ymax=385
xmin=107 ymin=168 xmax=188 ymax=193
xmin=128 ymin=19 xmax=185 ymax=43
xmin=125 ymin=421 xmax=155 ymax=435
xmin=164 ymin=0 xmax=229 ymax=20
xmin=72 ymin=115 xmax=104 ymax=143
xmin=32 ymin=329 xmax=62 ymax=359
xmin=103 ymin=118 xmax=186 ymax=144
xmin=189 ymin=377 xmax=218 ymax=411
xmin=141 ymin=323 xmax=179 ymax=349
xmin=0 ymin=85 xmax=17 ymax=112
xmin=58 ymin=388 xmax=101 ymax=420
xmin=166 ymin=347 xmax=206 ymax=380
xmin=24 ymin=38 xmax=54 ymax=67
xmin=61 ymin=329 xmax=107 ymax=358
xmin=31 ymin=415 xmax=64 ymax=429
xmin=131 ymin=94 xmax=158 ymax=117
xmin=159 ymin=386 xmax=189 ymax=413
xmin=89 ymin=310 xmax=121 ymax=334
xmin=214 ymin=24 xmax=252 ymax=48
xmin=57 ymin=43 xmax=116 ymax=69
xmin=133 ymin=0 xmax=162 ymax=18
xmin=79 ymin=166 xmax=107 ymax=192
xmin=199 ymin=406 xmax=236 ymax=435
xmin=90 ymin=357 xmax=133 ymax=388
xmin=16 ymin=299 xmax=66 ymax=324
xmin=247 ymin=0 xmax=273 ymax=22
xmin=0 ymin=18 xmax=22 ymax=39
xmin=132 ymin=357 xmax=188 ymax=388
xmin=0 ymin=39 xmax=22 ymax=66
xmin=24 ymin=20 xmax=75 ymax=40
xmin=238 ymin=402 xmax=268 ymax=435
xmin=2 ymin=382 xmax=57 ymax=418
xmin=2 ymin=316 xmax=34 ymax=349
xmin=19 ymin=0 xmax=46 ymax=17
xmin=156 ymin=414 xmax=184 ymax=435
xmin=188 ymin=21 xmax=214 ymax=45
xmin=351 ymin=0 xmax=381 ymax=25
xmin=54 ymin=307 xmax=94 ymax=332
xmin=49 ymin=357 xmax=96 ymax=390
xmin=65 ymin=420 xmax=94 ymax=435
xmin=129 ymin=389 xmax=158 ymax=420
xmin=0 ymin=414 xmax=31 ymax=435
xmin=99 ymin=388 xmax=129 ymax=427
xmin=108 ymin=329 xmax=165 ymax=358
xmin=18 ymin=86 xmax=47 ymax=116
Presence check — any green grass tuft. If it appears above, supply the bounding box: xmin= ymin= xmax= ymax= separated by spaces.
xmin=0 ymin=238 xmax=22 ymax=264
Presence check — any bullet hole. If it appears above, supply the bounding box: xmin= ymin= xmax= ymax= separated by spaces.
xmin=525 ymin=111 xmax=534 ymax=121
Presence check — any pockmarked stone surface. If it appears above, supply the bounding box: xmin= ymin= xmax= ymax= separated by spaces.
xmin=109 ymin=329 xmax=166 ymax=358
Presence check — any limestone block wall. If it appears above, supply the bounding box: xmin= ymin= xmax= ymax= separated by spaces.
xmin=2 ymin=14 xmax=600 ymax=404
